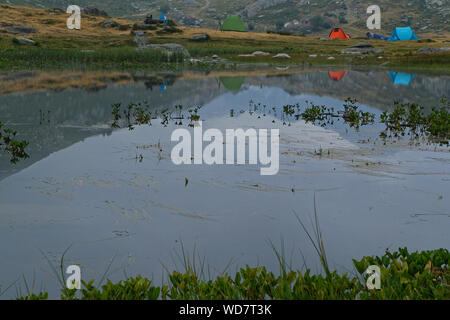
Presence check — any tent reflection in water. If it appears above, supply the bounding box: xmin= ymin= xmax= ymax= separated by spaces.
xmin=389 ymin=72 xmax=415 ymax=85
xmin=329 ymin=71 xmax=348 ymax=81
xmin=219 ymin=77 xmax=245 ymax=92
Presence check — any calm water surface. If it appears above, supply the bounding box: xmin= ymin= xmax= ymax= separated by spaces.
xmin=0 ymin=69 xmax=448 ymax=298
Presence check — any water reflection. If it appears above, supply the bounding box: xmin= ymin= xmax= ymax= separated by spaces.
xmin=0 ymin=69 xmax=448 ymax=298
xmin=328 ymin=71 xmax=348 ymax=81
xmin=388 ymin=71 xmax=415 ymax=86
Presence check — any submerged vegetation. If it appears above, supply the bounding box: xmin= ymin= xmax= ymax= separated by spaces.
xmin=0 ymin=121 xmax=29 ymax=164
xmin=13 ymin=248 xmax=449 ymax=300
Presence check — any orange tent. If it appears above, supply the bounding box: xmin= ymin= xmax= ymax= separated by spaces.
xmin=329 ymin=71 xmax=348 ymax=81
xmin=329 ymin=28 xmax=351 ymax=40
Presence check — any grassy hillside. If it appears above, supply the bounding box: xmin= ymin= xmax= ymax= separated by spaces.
xmin=1 ymin=0 xmax=449 ymax=37
xmin=0 ymin=4 xmax=449 ymax=70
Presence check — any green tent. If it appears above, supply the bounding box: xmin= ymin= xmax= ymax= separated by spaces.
xmin=221 ymin=15 xmax=247 ymax=32
xmin=220 ymin=77 xmax=245 ymax=92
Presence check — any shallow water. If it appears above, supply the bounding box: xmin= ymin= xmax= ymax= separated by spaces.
xmin=0 ymin=69 xmax=449 ymax=298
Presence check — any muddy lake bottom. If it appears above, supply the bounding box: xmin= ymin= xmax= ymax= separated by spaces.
xmin=0 ymin=68 xmax=449 ymax=298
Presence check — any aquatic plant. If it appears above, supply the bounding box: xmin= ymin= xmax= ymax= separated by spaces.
xmin=380 ymin=97 xmax=449 ymax=142
xmin=14 ymin=247 xmax=448 ymax=300
xmin=0 ymin=121 xmax=29 ymax=164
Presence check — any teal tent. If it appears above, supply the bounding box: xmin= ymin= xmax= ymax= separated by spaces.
xmin=389 ymin=72 xmax=414 ymax=85
xmin=388 ymin=27 xmax=418 ymax=41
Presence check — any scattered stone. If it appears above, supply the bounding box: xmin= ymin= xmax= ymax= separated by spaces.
xmin=4 ymin=26 xmax=35 ymax=35
xmin=189 ymin=34 xmax=211 ymax=42
xmin=101 ymin=19 xmax=118 ymax=28
xmin=12 ymin=37 xmax=37 ymax=46
xmin=272 ymin=53 xmax=291 ymax=59
xmin=212 ymin=55 xmax=220 ymax=60
xmin=327 ymin=56 xmax=335 ymax=60
xmin=416 ymin=47 xmax=450 ymax=54
xmin=309 ymin=54 xmax=317 ymax=58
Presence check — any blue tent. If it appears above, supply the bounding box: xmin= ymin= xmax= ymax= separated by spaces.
xmin=160 ymin=14 xmax=168 ymax=24
xmin=367 ymin=32 xmax=389 ymax=40
xmin=389 ymin=72 xmax=415 ymax=85
xmin=388 ymin=27 xmax=419 ymax=41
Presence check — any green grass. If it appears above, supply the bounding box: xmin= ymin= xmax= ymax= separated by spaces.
xmin=12 ymin=248 xmax=449 ymax=300
xmin=0 ymin=47 xmax=185 ymax=69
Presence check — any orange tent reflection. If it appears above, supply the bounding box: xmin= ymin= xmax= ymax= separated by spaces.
xmin=328 ymin=71 xmax=348 ymax=81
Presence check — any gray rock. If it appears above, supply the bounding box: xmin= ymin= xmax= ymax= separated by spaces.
xmin=82 ymin=6 xmax=108 ymax=17
xmin=48 ymin=8 xmax=65 ymax=14
xmin=132 ymin=23 xmax=157 ymax=31
xmin=2 ymin=71 xmax=35 ymax=81
xmin=4 ymin=26 xmax=35 ymax=35
xmin=189 ymin=34 xmax=211 ymax=42
xmin=351 ymin=42 xmax=374 ymax=48
xmin=134 ymin=33 xmax=148 ymax=48
xmin=342 ymin=42 xmax=382 ymax=54
xmin=272 ymin=53 xmax=291 ymax=59
xmin=13 ymin=37 xmax=37 ymax=46
xmin=416 ymin=47 xmax=450 ymax=54
xmin=140 ymin=43 xmax=190 ymax=58
xmin=252 ymin=51 xmax=270 ymax=56
xmin=101 ymin=19 xmax=118 ymax=28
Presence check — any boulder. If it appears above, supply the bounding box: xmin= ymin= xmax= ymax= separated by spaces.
xmin=134 ymin=33 xmax=148 ymax=48
xmin=252 ymin=51 xmax=270 ymax=56
xmin=416 ymin=47 xmax=450 ymax=54
xmin=140 ymin=43 xmax=190 ymax=58
xmin=342 ymin=42 xmax=382 ymax=54
xmin=101 ymin=19 xmax=118 ymax=28
xmin=13 ymin=37 xmax=37 ymax=46
xmin=144 ymin=14 xmax=154 ymax=24
xmin=82 ymin=6 xmax=108 ymax=17
xmin=132 ymin=23 xmax=157 ymax=31
xmin=189 ymin=34 xmax=211 ymax=42
xmin=4 ymin=26 xmax=35 ymax=35
xmin=48 ymin=8 xmax=65 ymax=14
xmin=272 ymin=53 xmax=291 ymax=59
